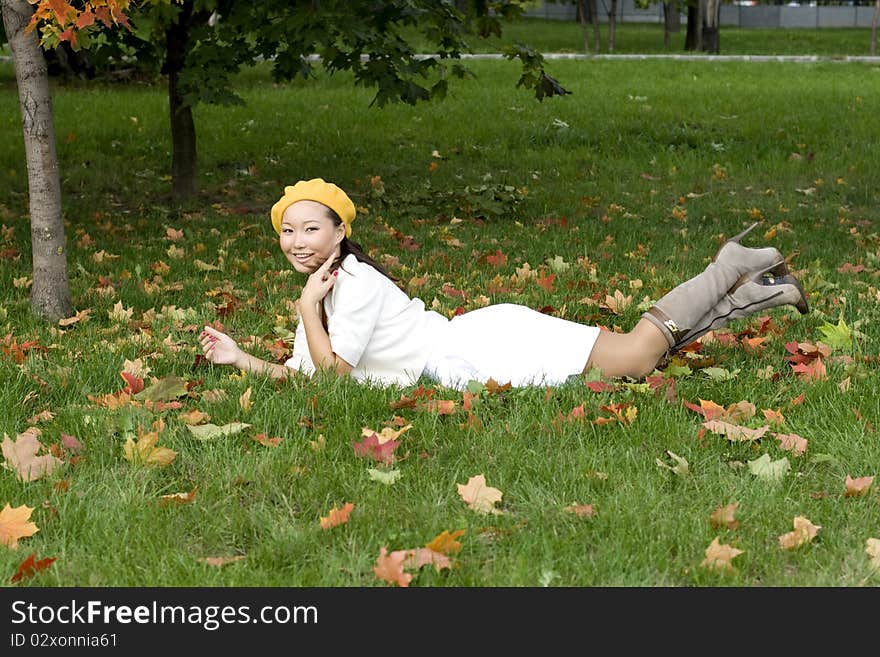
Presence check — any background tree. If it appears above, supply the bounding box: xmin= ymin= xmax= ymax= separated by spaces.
xmin=872 ymin=0 xmax=879 ymax=56
xmin=2 ymin=0 xmax=72 ymax=320
xmin=30 ymin=0 xmax=569 ymax=200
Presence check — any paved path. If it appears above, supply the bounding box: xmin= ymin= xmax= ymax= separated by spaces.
xmin=4 ymin=53 xmax=879 ymax=63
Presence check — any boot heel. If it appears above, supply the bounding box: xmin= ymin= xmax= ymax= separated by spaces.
xmin=728 ymin=221 xmax=759 ymax=245
xmin=767 ymin=261 xmax=789 ymax=277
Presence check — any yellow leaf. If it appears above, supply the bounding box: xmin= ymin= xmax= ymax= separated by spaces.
xmin=362 ymin=424 xmax=412 ymax=445
xmin=457 ymin=474 xmax=503 ymax=515
xmin=426 ymin=529 xmax=465 ymax=555
xmin=0 ymin=504 xmax=39 ymax=549
xmin=778 ymin=516 xmax=821 ymax=550
xmin=239 ymin=387 xmax=252 ymax=413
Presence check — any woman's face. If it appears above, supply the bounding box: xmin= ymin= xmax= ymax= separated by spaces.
xmin=278 ymin=200 xmax=345 ymax=274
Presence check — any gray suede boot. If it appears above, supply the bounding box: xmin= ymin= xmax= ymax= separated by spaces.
xmin=671 ymin=271 xmax=809 ymax=352
xmin=643 ymin=223 xmax=787 ymax=348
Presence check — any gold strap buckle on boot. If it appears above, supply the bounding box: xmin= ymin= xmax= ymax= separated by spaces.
xmin=647 ymin=307 xmax=687 ymax=343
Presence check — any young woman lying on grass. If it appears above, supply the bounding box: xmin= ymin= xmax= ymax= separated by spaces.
xmin=199 ymin=178 xmax=808 ymax=389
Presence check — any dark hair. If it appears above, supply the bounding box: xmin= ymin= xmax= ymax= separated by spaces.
xmin=324 ymin=207 xmax=399 ymax=285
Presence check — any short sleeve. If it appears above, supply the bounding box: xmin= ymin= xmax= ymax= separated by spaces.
xmin=326 ymin=265 xmax=383 ymax=367
xmin=284 ymin=317 xmax=316 ymax=376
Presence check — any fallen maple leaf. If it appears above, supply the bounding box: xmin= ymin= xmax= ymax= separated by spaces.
xmin=791 ymin=358 xmax=827 ymax=381
xmin=373 ymin=547 xmax=412 ymax=587
xmin=457 ymin=474 xmax=503 ymax=515
xmin=239 ymin=387 xmax=252 ymax=413
xmin=362 ymin=424 xmax=412 ymax=444
xmin=26 ymin=410 xmax=54 ymax=425
xmin=844 ymin=474 xmax=874 ymax=498
xmin=700 ymin=537 xmax=744 ymax=573
xmin=564 ymin=504 xmax=597 ymax=518
xmin=178 ymin=409 xmax=210 ymax=425
xmin=197 ymin=555 xmax=246 ymax=567
xmin=709 ymin=503 xmax=740 ymax=530
xmin=352 ymin=433 xmax=399 ymax=465
xmin=867 ymin=538 xmax=880 ymax=570
xmin=426 ymin=529 xmax=465 ymax=555
xmin=762 ymin=408 xmax=786 ymax=425
xmin=186 ymin=422 xmax=251 ymax=441
xmin=320 ymin=503 xmax=354 ymax=530
xmin=748 ymin=454 xmax=790 ymax=482
xmin=11 ymin=553 xmax=55 ymax=584
xmin=774 ymin=432 xmax=808 ymax=456
xmin=252 ymin=433 xmax=283 ymax=448
xmin=402 ymin=547 xmax=451 ymax=572
xmin=778 ymin=516 xmax=821 ymax=550
xmin=2 ymin=430 xmax=63 ymax=482
xmin=420 ymin=399 xmax=456 ymax=415
xmin=703 ymin=420 xmax=769 ymax=442
xmin=59 ymin=433 xmax=83 ymax=453
xmin=0 ymin=504 xmax=39 ymax=549
xmin=159 ymin=491 xmax=198 ymax=506
xmin=123 ymin=428 xmax=177 ymax=467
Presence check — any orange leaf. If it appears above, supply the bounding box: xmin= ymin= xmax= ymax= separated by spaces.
xmin=252 ymin=433 xmax=283 ymax=448
xmin=11 ymin=552 xmax=56 ymax=583
xmin=426 ymin=529 xmax=465 ymax=555
xmin=319 ymin=503 xmax=354 ymax=530
xmin=420 ymin=399 xmax=456 ymax=415
xmin=178 ymin=409 xmax=210 ymax=425
xmin=700 ymin=537 xmax=744 ymax=573
xmin=709 ymin=503 xmax=740 ymax=530
xmin=844 ymin=474 xmax=874 ymax=498
xmin=485 ymin=250 xmax=508 ymax=267
xmin=0 ymin=504 xmax=39 ymax=549
xmin=774 ymin=432 xmax=808 ymax=456
xmin=373 ymin=547 xmax=412 ymax=587
xmin=198 ymin=555 xmax=246 ymax=567
xmin=564 ymin=504 xmax=597 ymax=518
xmin=402 ymin=547 xmax=451 ymax=572
xmin=762 ymin=408 xmax=786 ymax=425
xmin=791 ymin=358 xmax=827 ymax=381
xmin=778 ymin=516 xmax=821 ymax=550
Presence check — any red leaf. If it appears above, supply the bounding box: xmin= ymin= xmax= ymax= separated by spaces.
xmin=352 ymin=433 xmax=399 ymax=464
xmin=536 ymin=272 xmax=556 ymax=292
xmin=485 ymin=250 xmax=508 ymax=267
xmin=11 ymin=553 xmax=56 ymax=584
xmin=120 ymin=371 xmax=144 ymax=394
xmin=791 ymin=358 xmax=827 ymax=381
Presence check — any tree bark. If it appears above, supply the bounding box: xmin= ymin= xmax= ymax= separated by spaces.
xmin=2 ymin=0 xmax=72 ymax=321
xmin=663 ymin=1 xmax=681 ymax=50
xmin=685 ymin=3 xmax=702 ymax=52
xmin=589 ymin=0 xmax=600 ymax=53
xmin=165 ymin=2 xmax=198 ymax=199
xmin=871 ymin=0 xmax=879 ymax=56
xmin=607 ymin=0 xmax=618 ymax=53
xmin=577 ymin=0 xmax=590 ymax=53
xmin=702 ymin=0 xmax=721 ymax=54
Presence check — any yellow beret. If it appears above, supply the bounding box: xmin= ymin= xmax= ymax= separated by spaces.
xmin=270 ymin=178 xmax=356 ymax=237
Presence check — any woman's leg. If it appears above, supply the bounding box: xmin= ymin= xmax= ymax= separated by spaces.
xmin=583 ymin=319 xmax=669 ymax=379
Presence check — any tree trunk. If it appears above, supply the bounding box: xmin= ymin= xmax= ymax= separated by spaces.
xmin=685 ymin=3 xmax=702 ymax=52
xmin=607 ymin=0 xmax=618 ymax=53
xmin=589 ymin=0 xmax=601 ymax=53
xmin=165 ymin=3 xmax=198 ymax=199
xmin=871 ymin=0 xmax=879 ymax=56
xmin=663 ymin=2 xmax=681 ymax=50
xmin=702 ymin=0 xmax=721 ymax=54
xmin=2 ymin=0 xmax=72 ymax=321
xmin=577 ymin=0 xmax=590 ymax=53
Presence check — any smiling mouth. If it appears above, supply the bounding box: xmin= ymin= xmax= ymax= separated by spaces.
xmin=291 ymin=253 xmax=314 ymax=263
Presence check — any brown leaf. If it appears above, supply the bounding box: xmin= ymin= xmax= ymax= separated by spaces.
xmin=198 ymin=555 xmax=246 ymax=567
xmin=762 ymin=408 xmax=786 ymax=425
xmin=178 ymin=409 xmax=210 ymax=425
xmin=239 ymin=387 xmax=252 ymax=413
xmin=457 ymin=474 xmax=503 ymax=515
xmin=425 ymin=529 xmax=465 ymax=555
xmin=26 ymin=410 xmax=55 ymax=425
xmin=564 ymin=504 xmax=597 ymax=518
xmin=2 ymin=430 xmax=63 ymax=482
xmin=844 ymin=474 xmax=874 ymax=498
xmin=700 ymin=537 xmax=744 ymax=573
xmin=702 ymin=420 xmax=769 ymax=442
xmin=0 ymin=504 xmax=39 ymax=548
xmin=319 ymin=503 xmax=354 ymax=530
xmin=709 ymin=503 xmax=740 ymax=530
xmin=778 ymin=516 xmax=821 ymax=550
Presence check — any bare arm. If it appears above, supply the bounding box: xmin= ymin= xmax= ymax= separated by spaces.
xmin=199 ymin=326 xmax=292 ymax=380
xmin=298 ymin=257 xmax=354 ymax=376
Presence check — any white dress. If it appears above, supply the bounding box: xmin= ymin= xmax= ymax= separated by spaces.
xmin=285 ymin=255 xmax=601 ymax=390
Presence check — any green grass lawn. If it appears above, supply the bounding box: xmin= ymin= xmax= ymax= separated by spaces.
xmin=0 ymin=53 xmax=879 ymax=586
